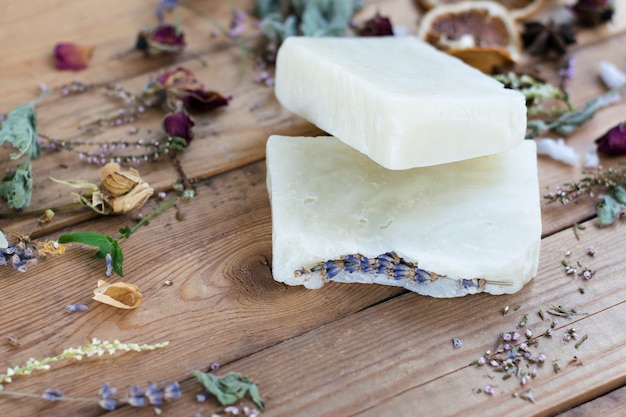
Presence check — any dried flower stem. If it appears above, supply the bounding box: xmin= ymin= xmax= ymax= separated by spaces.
xmin=0 ymin=338 xmax=169 ymax=388
xmin=526 ymin=88 xmax=622 ymax=139
xmin=544 ymin=164 xmax=626 ymax=204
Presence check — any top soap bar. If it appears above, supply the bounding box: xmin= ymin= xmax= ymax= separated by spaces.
xmin=274 ymin=36 xmax=527 ymax=169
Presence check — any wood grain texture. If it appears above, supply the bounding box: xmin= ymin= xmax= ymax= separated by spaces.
xmin=2 ymin=0 xmax=626 ymax=416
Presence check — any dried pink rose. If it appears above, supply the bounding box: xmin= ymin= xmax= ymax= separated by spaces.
xmin=356 ymin=13 xmax=394 ymax=37
xmin=54 ymin=43 xmax=94 ymax=70
xmin=595 ymin=121 xmax=626 ymax=155
xmin=163 ymin=108 xmax=195 ymax=146
xmin=145 ymin=67 xmax=231 ymax=112
xmin=571 ymin=0 xmax=615 ymax=27
xmin=136 ymin=24 xmax=185 ymax=56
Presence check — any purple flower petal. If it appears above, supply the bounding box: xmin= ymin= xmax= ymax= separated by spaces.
xmin=596 ymin=122 xmax=626 ymax=155
xmin=163 ymin=110 xmax=195 ymax=145
xmin=356 ymin=14 xmax=394 ymax=37
xmin=54 ymin=43 xmax=94 ymax=70
xmin=136 ymin=24 xmax=185 ymax=55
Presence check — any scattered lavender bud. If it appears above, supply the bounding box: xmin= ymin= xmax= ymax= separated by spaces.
xmin=519 ymin=342 xmax=529 ymax=350
xmin=42 ymin=388 xmax=64 ymax=401
xmin=477 ymin=356 xmax=486 ymax=366
xmin=586 ymin=246 xmax=596 ymax=256
xmin=66 ymin=303 xmax=88 ymax=313
xmin=502 ymin=333 xmax=512 ymax=342
xmin=520 ymin=375 xmax=528 ymax=386
xmin=210 ymin=362 xmax=220 ymax=371
xmin=512 ymin=332 xmax=521 ymax=341
xmin=164 ymin=381 xmax=181 ymax=400
xmin=483 ymin=385 xmax=495 ymax=395
xmin=503 ymin=343 xmax=511 ymax=351
xmin=525 ymin=329 xmax=533 ymax=338
xmin=452 ymin=337 xmax=463 ymax=348
xmin=158 ymin=191 xmax=167 ymax=200
xmin=490 ymin=359 xmax=499 ymax=367
xmin=537 ymin=353 xmax=546 ymax=363
xmin=105 ymin=253 xmax=113 ymax=277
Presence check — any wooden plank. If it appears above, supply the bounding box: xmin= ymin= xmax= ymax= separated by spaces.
xmin=103 ymin=215 xmax=626 ymax=417
xmin=0 ymin=160 xmax=404 ymax=417
xmin=558 ymin=385 xmax=626 ymax=417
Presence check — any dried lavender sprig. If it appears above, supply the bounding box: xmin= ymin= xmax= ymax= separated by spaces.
xmin=526 ymin=88 xmax=622 ymax=139
xmin=544 ymin=164 xmax=626 ymax=204
xmin=0 ymin=338 xmax=169 ymax=388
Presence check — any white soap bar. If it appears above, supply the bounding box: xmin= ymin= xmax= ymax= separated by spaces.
xmin=267 ymin=136 xmax=541 ymax=298
xmin=274 ymin=37 xmax=527 ymax=170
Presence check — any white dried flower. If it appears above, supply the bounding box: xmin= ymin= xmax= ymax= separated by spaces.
xmin=599 ymin=61 xmax=626 ymax=90
xmin=537 ymin=138 xmax=579 ymax=166
xmin=583 ymin=152 xmax=600 ymax=169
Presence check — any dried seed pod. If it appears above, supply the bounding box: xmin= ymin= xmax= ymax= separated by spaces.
xmin=93 ymin=280 xmax=143 ymax=309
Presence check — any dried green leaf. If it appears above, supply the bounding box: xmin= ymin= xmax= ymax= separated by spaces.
xmin=192 ymin=371 xmax=264 ymax=410
xmin=597 ymin=193 xmax=623 ymax=226
xmin=0 ymin=103 xmax=39 ymax=161
xmin=613 ymin=185 xmax=626 ymax=204
xmin=0 ymin=160 xmax=34 ymax=209
xmin=58 ymin=232 xmax=124 ymax=276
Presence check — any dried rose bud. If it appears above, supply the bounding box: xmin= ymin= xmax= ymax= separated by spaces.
xmin=356 ymin=13 xmax=394 ymax=36
xmin=146 ymin=67 xmax=231 ymax=112
xmin=163 ymin=108 xmax=195 ymax=146
xmin=136 ymin=24 xmax=185 ymax=56
xmin=595 ymin=121 xmax=626 ymax=155
xmin=571 ymin=0 xmax=615 ymax=27
xmin=54 ymin=43 xmax=94 ymax=70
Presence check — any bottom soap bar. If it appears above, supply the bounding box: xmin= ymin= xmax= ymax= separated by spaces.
xmin=266 ymin=136 xmax=541 ymax=297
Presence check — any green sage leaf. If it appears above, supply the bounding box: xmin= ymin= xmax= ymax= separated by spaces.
xmin=192 ymin=371 xmax=264 ymax=410
xmin=58 ymin=232 xmax=124 ymax=276
xmin=0 ymin=102 xmax=40 ymax=161
xmin=612 ymin=185 xmax=626 ymax=205
xmin=0 ymin=160 xmax=34 ymax=209
xmin=596 ymin=194 xmax=623 ymax=226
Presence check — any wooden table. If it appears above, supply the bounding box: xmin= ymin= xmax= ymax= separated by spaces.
xmin=1 ymin=0 xmax=626 ymax=416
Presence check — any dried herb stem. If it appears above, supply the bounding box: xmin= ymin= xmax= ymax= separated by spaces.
xmin=544 ymin=164 xmax=626 ymax=204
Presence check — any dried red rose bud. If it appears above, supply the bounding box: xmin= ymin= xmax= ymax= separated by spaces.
xmin=163 ymin=108 xmax=195 ymax=146
xmin=146 ymin=67 xmax=231 ymax=112
xmin=356 ymin=14 xmax=394 ymax=36
xmin=571 ymin=0 xmax=615 ymax=27
xmin=595 ymin=122 xmax=626 ymax=155
xmin=54 ymin=43 xmax=94 ymax=70
xmin=136 ymin=24 xmax=185 ymax=55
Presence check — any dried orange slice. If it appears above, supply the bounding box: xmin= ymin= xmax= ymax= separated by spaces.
xmin=415 ymin=0 xmax=544 ymax=20
xmin=416 ymin=1 xmax=522 ymax=74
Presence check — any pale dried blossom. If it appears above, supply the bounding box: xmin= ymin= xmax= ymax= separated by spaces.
xmin=536 ymin=138 xmax=579 ymax=166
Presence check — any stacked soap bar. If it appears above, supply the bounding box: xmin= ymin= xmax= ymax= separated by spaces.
xmin=274 ymin=37 xmax=527 ymax=169
xmin=267 ymin=136 xmax=540 ymax=297
xmin=268 ymin=36 xmax=540 ymax=297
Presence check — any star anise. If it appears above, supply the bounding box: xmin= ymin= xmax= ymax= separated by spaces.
xmin=522 ymin=20 xmax=576 ymax=57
